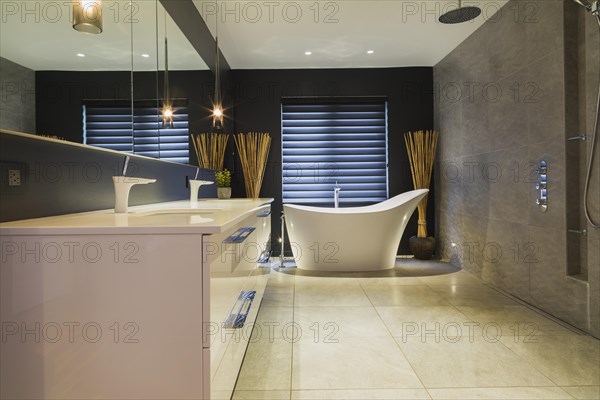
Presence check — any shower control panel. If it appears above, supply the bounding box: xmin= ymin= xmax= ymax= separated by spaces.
xmin=535 ymin=160 xmax=548 ymax=212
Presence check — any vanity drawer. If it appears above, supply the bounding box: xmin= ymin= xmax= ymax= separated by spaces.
xmin=202 ymin=205 xmax=271 ymax=349
xmin=202 ymin=204 xmax=271 ymax=399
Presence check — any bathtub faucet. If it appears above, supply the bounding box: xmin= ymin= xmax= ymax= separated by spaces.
xmin=280 ymin=211 xmax=286 ymax=268
xmin=334 ymin=182 xmax=341 ymax=208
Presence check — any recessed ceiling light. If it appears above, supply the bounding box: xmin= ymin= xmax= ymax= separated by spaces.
xmin=77 ymin=53 xmax=85 ymax=57
xmin=304 ymin=51 xmax=312 ymax=55
xmin=367 ymin=50 xmax=374 ymax=54
xmin=142 ymin=54 xmax=150 ymax=58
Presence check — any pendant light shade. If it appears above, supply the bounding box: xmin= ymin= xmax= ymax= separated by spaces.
xmin=73 ymin=0 xmax=103 ymax=34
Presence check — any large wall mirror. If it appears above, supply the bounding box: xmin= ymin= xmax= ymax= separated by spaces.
xmin=0 ymin=0 xmax=211 ymax=166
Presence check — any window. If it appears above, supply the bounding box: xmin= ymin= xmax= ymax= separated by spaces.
xmin=83 ymin=101 xmax=189 ymax=164
xmin=282 ymin=99 xmax=388 ymax=207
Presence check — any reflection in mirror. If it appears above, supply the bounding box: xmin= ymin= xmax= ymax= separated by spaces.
xmin=0 ymin=0 xmax=207 ymax=166
xmin=130 ymin=1 xmax=207 ymax=164
xmin=1 ymin=0 xmax=134 ymax=140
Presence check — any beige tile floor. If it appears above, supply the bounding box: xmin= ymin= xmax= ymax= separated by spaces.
xmin=232 ymin=266 xmax=600 ymax=400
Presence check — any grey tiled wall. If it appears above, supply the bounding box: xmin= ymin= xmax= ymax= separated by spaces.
xmin=434 ymin=0 xmax=599 ymax=337
xmin=0 ymin=57 xmax=35 ymax=134
xmin=583 ymin=5 xmax=600 ymax=339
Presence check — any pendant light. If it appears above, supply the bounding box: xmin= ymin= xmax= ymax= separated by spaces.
xmin=73 ymin=0 xmax=103 ymax=34
xmin=212 ymin=19 xmax=224 ymax=130
xmin=162 ymin=14 xmax=173 ymax=129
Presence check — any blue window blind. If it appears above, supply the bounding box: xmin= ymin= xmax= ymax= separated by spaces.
xmin=282 ymin=100 xmax=388 ymax=207
xmin=83 ymin=103 xmax=189 ymax=164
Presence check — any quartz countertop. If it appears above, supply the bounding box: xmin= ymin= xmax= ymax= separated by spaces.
xmin=0 ymin=198 xmax=274 ymax=235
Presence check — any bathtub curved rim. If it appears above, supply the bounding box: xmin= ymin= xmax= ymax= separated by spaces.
xmin=282 ymin=189 xmax=429 ymax=215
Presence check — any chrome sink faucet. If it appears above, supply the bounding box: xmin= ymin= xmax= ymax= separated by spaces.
xmin=113 ymin=156 xmax=156 ymax=213
xmin=334 ymin=182 xmax=341 ymax=208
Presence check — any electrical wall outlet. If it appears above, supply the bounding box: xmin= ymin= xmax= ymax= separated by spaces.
xmin=1 ymin=161 xmax=28 ymax=193
xmin=8 ymin=169 xmax=21 ymax=186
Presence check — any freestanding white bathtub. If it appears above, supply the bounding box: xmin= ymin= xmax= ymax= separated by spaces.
xmin=283 ymin=189 xmax=429 ymax=271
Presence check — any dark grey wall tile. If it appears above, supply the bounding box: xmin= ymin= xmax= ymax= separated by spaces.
xmin=526 ymin=0 xmax=564 ymax=62
xmin=489 ymin=73 xmax=529 ymax=151
xmin=460 ymin=214 xmax=489 ymax=277
xmin=0 ymin=57 xmax=35 ymax=134
xmin=435 ymin=52 xmax=463 ymax=112
xmin=488 ymin=146 xmax=529 ymax=223
xmin=438 ymin=104 xmax=463 ymax=161
xmin=487 ymin=2 xmax=529 ymax=81
xmin=461 ymin=96 xmax=490 ymax=156
xmin=456 ymin=21 xmax=494 ymax=86
xmin=584 ymin=13 xmax=600 ymax=338
xmin=482 ymin=218 xmax=530 ymax=301
xmin=461 ymin=153 xmax=491 ymax=218
xmin=589 ymin=227 xmax=600 ymax=336
xmin=528 ymin=222 xmax=588 ymax=329
xmin=524 ymin=51 xmax=566 ymax=144
xmin=434 ymin=0 xmax=598 ymax=336
xmin=0 ymin=108 xmax=21 ymax=133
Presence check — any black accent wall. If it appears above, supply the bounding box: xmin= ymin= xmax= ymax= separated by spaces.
xmin=229 ymin=68 xmax=434 ymax=255
xmin=29 ymin=67 xmax=433 ymax=254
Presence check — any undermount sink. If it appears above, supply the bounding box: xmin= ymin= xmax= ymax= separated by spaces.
xmin=133 ymin=208 xmax=222 ymax=217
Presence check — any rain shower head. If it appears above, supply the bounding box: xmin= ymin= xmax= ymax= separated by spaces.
xmin=439 ymin=0 xmax=482 ymax=24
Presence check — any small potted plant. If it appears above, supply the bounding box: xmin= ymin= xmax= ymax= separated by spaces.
xmin=215 ymin=169 xmax=231 ymax=199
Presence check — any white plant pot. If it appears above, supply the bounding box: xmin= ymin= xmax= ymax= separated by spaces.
xmin=217 ymin=187 xmax=231 ymax=199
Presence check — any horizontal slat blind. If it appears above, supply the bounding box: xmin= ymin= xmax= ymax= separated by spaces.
xmin=84 ymin=104 xmax=189 ymax=164
xmin=282 ymin=101 xmax=388 ymax=207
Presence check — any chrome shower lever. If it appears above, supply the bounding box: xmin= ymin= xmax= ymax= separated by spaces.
xmin=535 ymin=161 xmax=548 ymax=213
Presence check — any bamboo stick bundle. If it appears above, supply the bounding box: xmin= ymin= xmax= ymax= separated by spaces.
xmin=191 ymin=133 xmax=229 ymax=171
xmin=404 ymin=130 xmax=439 ymax=238
xmin=234 ymin=132 xmax=272 ymax=198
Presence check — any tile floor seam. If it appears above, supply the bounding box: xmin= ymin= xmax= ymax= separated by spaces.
xmin=561 ymin=385 xmax=600 ymax=387
xmin=370 ymin=298 xmax=430 ymax=391
xmin=446 ymin=301 xmax=479 ymax=326
xmin=480 ymin=286 xmax=590 ymax=336
xmin=425 ymin=386 xmax=577 ymax=400
xmin=494 ymin=334 xmax=569 ymax=389
xmin=423 ymin=385 xmax=575 ymax=389
xmin=287 ymin=276 xmax=296 ymax=400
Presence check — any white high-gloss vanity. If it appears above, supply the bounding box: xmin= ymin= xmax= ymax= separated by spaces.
xmin=0 ymin=198 xmax=272 ymax=399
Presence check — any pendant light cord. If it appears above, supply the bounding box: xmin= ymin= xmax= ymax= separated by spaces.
xmin=164 ymin=11 xmax=169 ymax=108
xmin=215 ymin=13 xmax=221 ymax=106
xmin=130 ymin=2 xmax=134 ymax=154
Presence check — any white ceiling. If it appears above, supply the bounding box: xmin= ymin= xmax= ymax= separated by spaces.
xmin=196 ymin=0 xmax=509 ymax=69
xmin=0 ymin=0 xmax=508 ymax=71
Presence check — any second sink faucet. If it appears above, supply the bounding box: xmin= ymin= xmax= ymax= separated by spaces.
xmin=113 ymin=156 xmax=157 ymax=213
xmin=334 ymin=182 xmax=341 ymax=208
xmin=189 ymin=167 xmax=214 ymax=204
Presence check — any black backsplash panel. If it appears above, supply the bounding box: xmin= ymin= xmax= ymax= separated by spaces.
xmin=0 ymin=132 xmax=216 ymax=222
